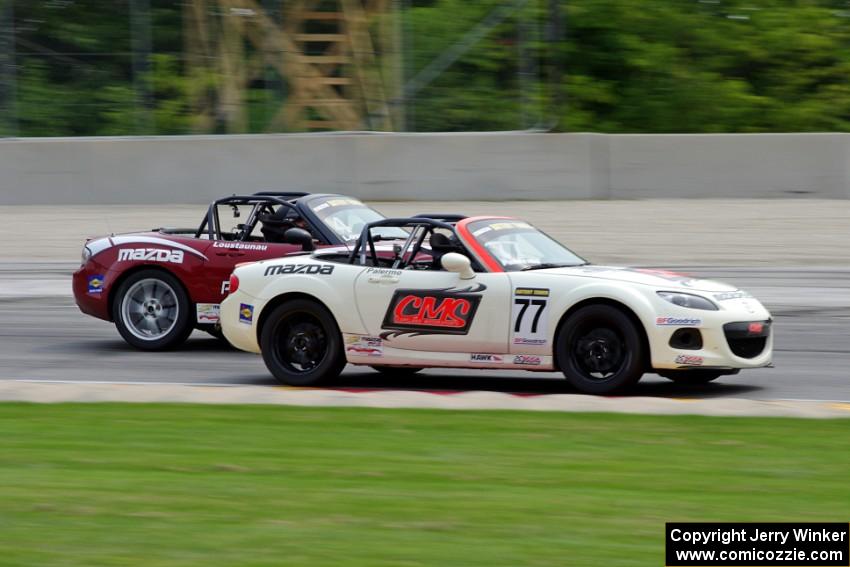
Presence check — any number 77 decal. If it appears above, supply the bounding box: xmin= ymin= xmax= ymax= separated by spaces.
xmin=512 ymin=288 xmax=550 ymax=346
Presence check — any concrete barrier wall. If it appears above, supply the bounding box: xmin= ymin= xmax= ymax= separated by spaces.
xmin=0 ymin=132 xmax=847 ymax=204
xmin=607 ymin=134 xmax=849 ymax=199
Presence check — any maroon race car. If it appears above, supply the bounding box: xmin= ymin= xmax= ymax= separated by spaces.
xmin=73 ymin=192 xmax=405 ymax=350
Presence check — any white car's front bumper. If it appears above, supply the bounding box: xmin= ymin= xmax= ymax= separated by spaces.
xmin=647 ymin=296 xmax=773 ymax=370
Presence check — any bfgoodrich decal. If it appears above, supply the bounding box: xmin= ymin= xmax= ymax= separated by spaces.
xmin=656 ymin=317 xmax=702 ymax=327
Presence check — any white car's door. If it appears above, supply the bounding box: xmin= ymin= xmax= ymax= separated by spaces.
xmin=353 ymin=268 xmax=511 ymax=354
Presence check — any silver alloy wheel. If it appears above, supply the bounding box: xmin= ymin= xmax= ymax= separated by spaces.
xmin=120 ymin=278 xmax=180 ymax=341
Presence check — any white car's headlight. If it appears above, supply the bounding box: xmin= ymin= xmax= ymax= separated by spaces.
xmin=81 ymin=246 xmax=92 ymax=265
xmin=657 ymin=291 xmax=718 ymax=311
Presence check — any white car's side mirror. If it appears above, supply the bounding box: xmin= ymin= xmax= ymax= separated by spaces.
xmin=441 ymin=252 xmax=476 ymax=280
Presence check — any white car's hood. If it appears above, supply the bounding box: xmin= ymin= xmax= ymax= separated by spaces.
xmin=538 ymin=265 xmax=738 ymax=293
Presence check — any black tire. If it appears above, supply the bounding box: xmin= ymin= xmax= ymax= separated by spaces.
xmin=260 ymin=299 xmax=346 ymax=386
xmin=370 ymin=366 xmax=423 ymax=376
xmin=112 ymin=269 xmax=194 ymax=351
xmin=659 ymin=369 xmax=738 ymax=384
xmin=555 ymin=304 xmax=646 ymax=394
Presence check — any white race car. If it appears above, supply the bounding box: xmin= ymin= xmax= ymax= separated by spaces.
xmin=221 ymin=216 xmax=772 ymax=394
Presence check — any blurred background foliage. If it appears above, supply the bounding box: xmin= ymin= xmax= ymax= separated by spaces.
xmin=2 ymin=0 xmax=850 ymax=136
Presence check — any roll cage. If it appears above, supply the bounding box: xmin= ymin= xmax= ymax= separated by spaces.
xmin=346 ymin=217 xmax=482 ymax=271
xmin=193 ymin=192 xmax=346 ymax=245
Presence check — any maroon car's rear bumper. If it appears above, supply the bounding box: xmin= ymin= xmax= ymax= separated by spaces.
xmin=72 ymin=261 xmax=112 ymax=321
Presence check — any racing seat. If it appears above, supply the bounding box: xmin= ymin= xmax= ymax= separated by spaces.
xmin=259 ymin=206 xmax=299 ymax=243
xmin=429 ymin=232 xmax=461 ymax=270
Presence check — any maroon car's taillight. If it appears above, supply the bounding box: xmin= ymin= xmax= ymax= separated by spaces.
xmin=228 ymin=274 xmax=239 ymax=294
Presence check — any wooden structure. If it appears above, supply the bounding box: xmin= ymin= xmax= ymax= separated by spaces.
xmin=184 ymin=0 xmax=397 ymax=133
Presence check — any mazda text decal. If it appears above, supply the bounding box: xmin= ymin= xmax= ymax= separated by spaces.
xmin=380 ymin=284 xmax=485 ymax=337
xmin=109 ymin=235 xmax=208 ymax=261
xmin=118 ymin=248 xmax=184 ymax=263
xmin=264 ymin=264 xmax=335 ymax=276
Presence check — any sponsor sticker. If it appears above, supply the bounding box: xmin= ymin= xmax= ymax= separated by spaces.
xmin=513 ymin=355 xmax=541 ymax=366
xmin=489 ymin=221 xmax=533 ymax=232
xmin=367 ymin=267 xmax=403 ymax=284
xmin=264 ymin=264 xmax=335 ymax=276
xmin=512 ymin=288 xmax=550 ymax=347
xmin=325 ymin=198 xmax=360 ymax=208
xmin=196 ymin=303 xmax=220 ymax=324
xmin=382 ymin=289 xmax=482 ymax=336
xmin=345 ymin=336 xmax=383 ymax=357
xmin=674 ymin=354 xmax=704 ymax=366
xmin=713 ymin=291 xmax=752 ymax=301
xmin=656 ymin=316 xmax=702 ymax=327
xmin=87 ymin=274 xmax=105 ymax=294
xmin=239 ymin=303 xmax=254 ymax=324
xmin=212 ymin=241 xmax=268 ymax=251
xmin=470 ymin=353 xmax=504 ymax=363
xmin=117 ymin=248 xmax=184 ymax=264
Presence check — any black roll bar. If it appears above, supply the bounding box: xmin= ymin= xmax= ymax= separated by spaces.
xmin=347 ymin=217 xmax=455 ymax=267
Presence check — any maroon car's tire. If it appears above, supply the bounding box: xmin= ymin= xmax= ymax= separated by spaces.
xmin=112 ymin=269 xmax=194 ymax=351
xmin=260 ymin=299 xmax=346 ymax=386
xmin=555 ymin=304 xmax=646 ymax=394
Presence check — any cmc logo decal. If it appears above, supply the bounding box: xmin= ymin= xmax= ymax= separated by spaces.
xmin=382 ymin=289 xmax=482 ymax=336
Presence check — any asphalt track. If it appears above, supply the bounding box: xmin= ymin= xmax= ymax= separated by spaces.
xmin=2 ymin=263 xmax=848 ymax=403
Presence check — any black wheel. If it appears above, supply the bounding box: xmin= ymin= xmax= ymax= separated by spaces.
xmin=555 ymin=304 xmax=646 ymax=394
xmin=112 ymin=269 xmax=193 ymax=351
xmin=370 ymin=366 xmax=423 ymax=376
xmin=659 ymin=369 xmax=738 ymax=384
xmin=260 ymin=299 xmax=346 ymax=386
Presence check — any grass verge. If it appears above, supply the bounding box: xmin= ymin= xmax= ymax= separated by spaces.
xmin=0 ymin=403 xmax=848 ymax=566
